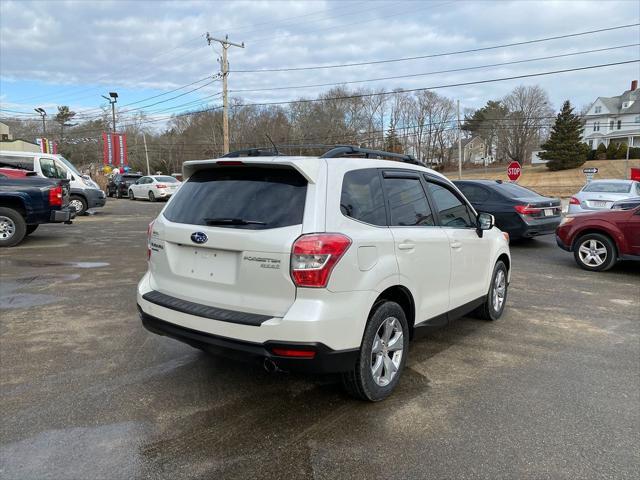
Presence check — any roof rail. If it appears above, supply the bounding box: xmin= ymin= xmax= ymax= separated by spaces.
xmin=221 ymin=147 xmax=284 ymax=158
xmin=320 ymin=145 xmax=419 ymax=165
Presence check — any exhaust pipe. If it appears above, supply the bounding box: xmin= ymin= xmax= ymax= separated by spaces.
xmin=263 ymin=358 xmax=280 ymax=373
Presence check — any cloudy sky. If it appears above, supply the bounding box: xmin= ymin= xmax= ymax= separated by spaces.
xmin=0 ymin=0 xmax=638 ymax=129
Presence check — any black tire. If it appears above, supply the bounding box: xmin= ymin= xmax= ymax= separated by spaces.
xmin=25 ymin=224 xmax=38 ymax=236
xmin=69 ymin=195 xmax=88 ymax=216
xmin=474 ymin=260 xmax=508 ymax=321
xmin=128 ymin=189 xmax=135 ymax=200
xmin=0 ymin=207 xmax=27 ymax=247
xmin=148 ymin=191 xmax=156 ymax=202
xmin=573 ymin=233 xmax=617 ymax=272
xmin=116 ymin=189 xmax=123 ymax=199
xmin=106 ymin=188 xmax=112 ymax=198
xmin=342 ymin=301 xmax=409 ymax=402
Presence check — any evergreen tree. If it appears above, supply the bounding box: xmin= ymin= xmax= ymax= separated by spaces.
xmin=615 ymin=142 xmax=628 ymax=160
xmin=606 ymin=142 xmax=618 ymax=159
xmin=541 ymin=100 xmax=586 ymax=171
xmin=596 ymin=143 xmax=607 ymax=159
xmin=384 ymin=126 xmax=403 ymax=154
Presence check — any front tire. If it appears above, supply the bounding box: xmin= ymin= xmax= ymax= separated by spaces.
xmin=0 ymin=207 xmax=27 ymax=247
xmin=475 ymin=260 xmax=508 ymax=321
xmin=342 ymin=301 xmax=409 ymax=402
xmin=128 ymin=190 xmax=135 ymax=200
xmin=573 ymin=233 xmax=617 ymax=271
xmin=69 ymin=195 xmax=88 ymax=216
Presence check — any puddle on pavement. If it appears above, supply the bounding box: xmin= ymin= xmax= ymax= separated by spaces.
xmin=0 ymin=274 xmax=81 ymax=310
xmin=0 ymin=258 xmax=109 ymax=269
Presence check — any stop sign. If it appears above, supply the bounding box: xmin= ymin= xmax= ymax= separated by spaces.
xmin=507 ymin=161 xmax=522 ymax=182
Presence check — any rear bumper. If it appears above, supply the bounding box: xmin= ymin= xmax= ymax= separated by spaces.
xmin=139 ymin=308 xmax=359 ymax=373
xmin=510 ymin=216 xmax=561 ymax=239
xmin=49 ymin=208 xmax=75 ymax=223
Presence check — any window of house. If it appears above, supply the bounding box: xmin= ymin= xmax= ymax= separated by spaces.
xmin=617 ymin=120 xmax=622 ymax=130
xmin=588 ymin=140 xmax=594 ymax=149
xmin=340 ymin=169 xmax=387 ymax=226
xmin=635 ymin=116 xmax=640 ymax=124
xmin=609 ymin=120 xmax=614 ymax=130
xmin=594 ymin=106 xmax=602 ymax=113
xmin=593 ymin=122 xmax=600 ymax=132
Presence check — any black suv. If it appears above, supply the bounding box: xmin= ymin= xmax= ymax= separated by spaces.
xmin=106 ymin=173 xmax=142 ymax=198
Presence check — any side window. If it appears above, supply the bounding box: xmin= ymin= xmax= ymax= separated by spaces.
xmin=39 ymin=158 xmax=66 ymax=179
xmin=0 ymin=155 xmax=34 ymax=170
xmin=340 ymin=169 xmax=387 ymax=226
xmin=426 ymin=182 xmax=476 ymax=228
xmin=457 ymin=184 xmax=490 ymax=204
xmin=383 ymin=176 xmax=434 ymax=227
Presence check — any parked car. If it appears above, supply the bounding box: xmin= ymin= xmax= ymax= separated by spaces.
xmin=0 ymin=167 xmax=38 ymax=178
xmin=137 ymin=146 xmax=511 ymax=401
xmin=611 ymin=197 xmax=640 ymax=210
xmin=453 ymin=180 xmax=561 ymax=240
xmin=128 ymin=175 xmax=181 ymax=201
xmin=556 ymin=205 xmax=639 ymax=271
xmin=0 ymin=175 xmax=75 ymax=247
xmin=0 ymin=150 xmax=106 ymax=215
xmin=568 ymin=179 xmax=640 ymax=214
xmin=106 ymin=173 xmax=142 ymax=198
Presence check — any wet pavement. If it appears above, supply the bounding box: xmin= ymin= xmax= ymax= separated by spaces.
xmin=1 ymin=199 xmax=638 ymax=479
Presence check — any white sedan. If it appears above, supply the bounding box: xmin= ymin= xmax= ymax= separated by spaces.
xmin=128 ymin=175 xmax=181 ymax=202
xmin=568 ymin=179 xmax=640 ymax=214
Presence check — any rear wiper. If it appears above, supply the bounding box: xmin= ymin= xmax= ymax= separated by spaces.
xmin=204 ymin=217 xmax=266 ymax=226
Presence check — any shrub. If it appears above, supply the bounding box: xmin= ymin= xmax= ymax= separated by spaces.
xmin=596 ymin=143 xmax=607 ymax=160
xmin=606 ymin=142 xmax=618 ymax=159
xmin=615 ymin=143 xmax=628 ymax=159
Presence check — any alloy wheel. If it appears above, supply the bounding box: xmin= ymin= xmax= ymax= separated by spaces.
xmin=492 ymin=269 xmax=506 ymax=312
xmin=69 ymin=199 xmax=84 ymax=214
xmin=370 ymin=316 xmax=404 ymax=387
xmin=578 ymin=239 xmax=607 ymax=267
xmin=0 ymin=215 xmax=16 ymax=240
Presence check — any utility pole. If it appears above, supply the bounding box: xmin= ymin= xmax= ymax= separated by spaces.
xmin=102 ymin=91 xmax=118 ymax=133
xmin=143 ymin=132 xmax=151 ymax=175
xmin=34 ymin=108 xmax=46 ymax=136
xmin=457 ymin=99 xmax=462 ymax=180
xmin=626 ymin=135 xmax=631 ymax=179
xmin=206 ymin=33 xmax=244 ymax=155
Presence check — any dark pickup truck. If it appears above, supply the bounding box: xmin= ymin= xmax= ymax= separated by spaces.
xmin=0 ymin=175 xmax=75 ymax=247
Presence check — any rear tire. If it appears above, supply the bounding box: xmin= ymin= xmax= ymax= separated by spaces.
xmin=573 ymin=233 xmax=617 ymax=272
xmin=25 ymin=224 xmax=38 ymax=236
xmin=116 ymin=189 xmax=123 ymax=199
xmin=474 ymin=260 xmax=508 ymax=321
xmin=69 ymin=195 xmax=87 ymax=216
xmin=148 ymin=191 xmax=156 ymax=202
xmin=342 ymin=301 xmax=409 ymax=402
xmin=0 ymin=207 xmax=27 ymax=247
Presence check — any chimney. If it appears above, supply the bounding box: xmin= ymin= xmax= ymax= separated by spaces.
xmin=632 ymin=80 xmax=638 ymax=91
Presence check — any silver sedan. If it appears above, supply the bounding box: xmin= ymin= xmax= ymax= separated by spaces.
xmin=568 ymin=179 xmax=640 ymax=214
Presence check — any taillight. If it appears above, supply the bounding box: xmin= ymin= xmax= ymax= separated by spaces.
xmin=48 ymin=185 xmax=63 ymax=206
xmin=155 ymin=184 xmax=167 ymax=189
xmin=290 ymin=233 xmax=351 ymax=288
xmin=147 ymin=220 xmax=155 ymax=260
xmin=569 ymin=196 xmax=580 ymax=205
xmin=514 ymin=204 xmax=540 ymax=215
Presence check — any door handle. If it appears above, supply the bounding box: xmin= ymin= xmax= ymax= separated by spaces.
xmin=450 ymin=241 xmax=462 ymax=249
xmin=398 ymin=242 xmax=416 ymax=250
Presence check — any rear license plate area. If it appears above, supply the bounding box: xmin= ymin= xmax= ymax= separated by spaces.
xmin=174 ymin=246 xmax=237 ymax=284
xmin=544 ymin=209 xmax=554 ymax=216
xmin=590 ymin=201 xmax=607 ymax=208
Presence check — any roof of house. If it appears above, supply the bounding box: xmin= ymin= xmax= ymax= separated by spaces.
xmin=594 ymin=87 xmax=640 ymax=115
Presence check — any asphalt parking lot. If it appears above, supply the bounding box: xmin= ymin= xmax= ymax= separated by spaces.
xmin=1 ymin=199 xmax=638 ymax=479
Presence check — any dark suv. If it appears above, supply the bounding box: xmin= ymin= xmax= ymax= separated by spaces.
xmin=106 ymin=173 xmax=142 ymax=198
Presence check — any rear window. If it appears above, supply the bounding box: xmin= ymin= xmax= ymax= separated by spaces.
xmin=495 ymin=183 xmax=541 ymax=198
xmin=582 ymin=182 xmax=632 ymax=193
xmin=154 ymin=176 xmax=178 ymax=183
xmin=163 ymin=167 xmax=307 ymax=229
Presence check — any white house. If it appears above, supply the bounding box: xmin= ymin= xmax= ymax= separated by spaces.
xmin=582 ymin=80 xmax=640 ymax=150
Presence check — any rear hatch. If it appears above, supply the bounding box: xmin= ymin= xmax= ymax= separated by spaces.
xmin=149 ymin=164 xmax=309 ymax=318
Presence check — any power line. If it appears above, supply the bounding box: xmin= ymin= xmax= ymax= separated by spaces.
xmin=230 ymin=44 xmax=639 ymax=93
xmin=231 ymin=23 xmax=640 ymax=72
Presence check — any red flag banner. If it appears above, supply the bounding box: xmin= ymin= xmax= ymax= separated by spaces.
xmin=102 ymin=133 xmax=127 ymax=165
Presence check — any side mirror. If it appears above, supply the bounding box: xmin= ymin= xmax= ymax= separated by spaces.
xmin=134 ymin=180 xmax=139 ymax=185
xmin=476 ymin=212 xmax=495 ymax=238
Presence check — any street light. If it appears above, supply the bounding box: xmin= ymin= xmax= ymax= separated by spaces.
xmin=34 ymin=107 xmax=46 ymax=136
xmin=101 ymin=91 xmax=118 ymax=133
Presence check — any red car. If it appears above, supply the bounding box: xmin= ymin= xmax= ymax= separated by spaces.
xmin=556 ymin=205 xmax=640 ymax=271
xmin=0 ymin=167 xmax=38 ymax=178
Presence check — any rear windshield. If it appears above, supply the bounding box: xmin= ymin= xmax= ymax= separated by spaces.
xmin=154 ymin=176 xmax=179 ymax=183
xmin=496 ymin=183 xmax=540 ymax=198
xmin=163 ymin=166 xmax=307 ymax=229
xmin=582 ymin=182 xmax=631 ymax=193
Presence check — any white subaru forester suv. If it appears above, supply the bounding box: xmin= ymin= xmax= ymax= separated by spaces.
xmin=137 ymin=146 xmax=511 ymax=401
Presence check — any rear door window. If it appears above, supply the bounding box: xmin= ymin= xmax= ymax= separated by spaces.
xmin=163 ymin=167 xmax=307 ymax=229
xmin=341 ymin=169 xmax=387 ymax=226
xmin=383 ymin=176 xmax=434 ymax=226
xmin=426 ymin=182 xmax=475 ymax=228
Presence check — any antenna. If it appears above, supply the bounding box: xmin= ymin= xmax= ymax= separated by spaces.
xmin=265 ymin=134 xmax=279 ymax=155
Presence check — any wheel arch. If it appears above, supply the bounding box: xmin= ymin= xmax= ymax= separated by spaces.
xmin=571 ymin=228 xmax=620 ymax=254
xmin=372 ymin=285 xmax=416 ymax=338
xmin=0 ymin=197 xmax=27 ymax=217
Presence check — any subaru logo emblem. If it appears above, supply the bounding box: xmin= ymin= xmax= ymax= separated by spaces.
xmin=191 ymin=232 xmax=208 ymax=244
